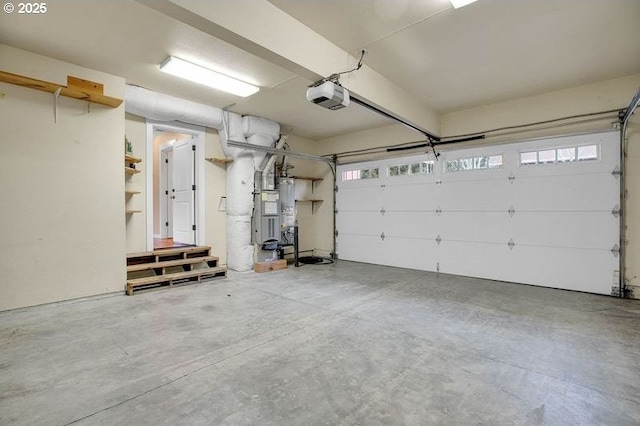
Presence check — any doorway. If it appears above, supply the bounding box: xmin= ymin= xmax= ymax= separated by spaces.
xmin=145 ymin=120 xmax=206 ymax=251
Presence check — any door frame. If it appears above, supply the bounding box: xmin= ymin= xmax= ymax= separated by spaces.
xmin=159 ymin=144 xmax=174 ymax=239
xmin=145 ymin=120 xmax=206 ymax=251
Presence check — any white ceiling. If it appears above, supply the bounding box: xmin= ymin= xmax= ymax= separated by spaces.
xmin=269 ymin=0 xmax=640 ymax=113
xmin=1 ymin=0 xmax=639 ymax=140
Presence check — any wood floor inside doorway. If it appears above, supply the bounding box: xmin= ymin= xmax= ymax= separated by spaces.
xmin=153 ymin=238 xmax=192 ymax=250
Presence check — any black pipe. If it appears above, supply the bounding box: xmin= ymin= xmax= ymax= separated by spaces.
xmin=384 ymin=135 xmax=485 ymax=153
xmin=435 ymin=135 xmax=486 ymax=145
xmin=386 ymin=143 xmax=428 ymax=152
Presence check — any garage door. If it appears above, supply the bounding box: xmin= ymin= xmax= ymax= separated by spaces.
xmin=336 ymin=132 xmax=620 ymax=295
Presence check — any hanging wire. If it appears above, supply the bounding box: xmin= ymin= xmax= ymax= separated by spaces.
xmin=310 ymin=50 xmax=367 ymax=87
xmin=328 ymin=49 xmax=366 ymax=82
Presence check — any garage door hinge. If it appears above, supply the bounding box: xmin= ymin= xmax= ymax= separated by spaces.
xmin=380 ymin=232 xmax=385 ymax=241
xmin=612 ymin=166 xmax=621 ymax=178
xmin=508 ymin=206 xmax=516 ymax=217
xmin=508 ymin=173 xmax=516 ymax=184
xmin=611 ymin=244 xmax=620 ymax=257
xmin=380 ymin=207 xmax=386 ymax=216
xmin=436 ymin=235 xmax=441 ymax=245
xmin=335 ymin=229 xmax=339 ymax=237
xmin=192 ymin=184 xmax=196 ymax=191
xmin=192 ymin=225 xmax=196 ymax=231
xmin=436 ymin=207 xmax=442 ymax=216
xmin=611 ymin=205 xmax=620 ymax=218
xmin=508 ymin=238 xmax=515 ymax=250
xmin=335 ymin=185 xmax=339 ymax=193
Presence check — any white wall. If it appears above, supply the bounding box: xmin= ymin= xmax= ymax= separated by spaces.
xmin=204 ymin=129 xmax=228 ymax=265
xmin=311 ymin=73 xmax=640 ymax=297
xmin=0 ymin=45 xmax=126 ymax=310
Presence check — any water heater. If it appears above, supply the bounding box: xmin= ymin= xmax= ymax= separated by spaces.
xmin=279 ymin=177 xmax=295 ymax=244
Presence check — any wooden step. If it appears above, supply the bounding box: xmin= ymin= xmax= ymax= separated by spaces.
xmin=126 ymin=266 xmax=227 ymax=295
xmin=127 ymin=256 xmax=219 ymax=272
xmin=127 ymin=245 xmax=211 ymax=259
xmin=127 ymin=246 xmax=211 ymax=265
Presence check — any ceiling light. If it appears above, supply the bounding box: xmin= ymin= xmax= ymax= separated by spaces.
xmin=450 ymin=0 xmax=478 ymax=9
xmin=159 ymin=56 xmax=259 ymax=97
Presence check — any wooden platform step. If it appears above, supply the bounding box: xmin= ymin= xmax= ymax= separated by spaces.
xmin=127 ymin=256 xmax=219 ymax=272
xmin=127 ymin=246 xmax=211 ymax=266
xmin=126 ymin=266 xmax=227 ymax=296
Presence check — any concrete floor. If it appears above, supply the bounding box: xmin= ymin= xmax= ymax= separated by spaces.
xmin=1 ymin=261 xmax=640 ymax=425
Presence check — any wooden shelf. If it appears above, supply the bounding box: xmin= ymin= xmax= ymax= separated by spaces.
xmin=0 ymin=70 xmax=123 ymax=108
xmin=292 ymin=175 xmax=323 ymax=192
xmin=125 ymin=153 xmax=142 ymax=216
xmin=296 ymin=199 xmax=323 ymax=214
xmin=206 ymin=157 xmax=233 ymax=164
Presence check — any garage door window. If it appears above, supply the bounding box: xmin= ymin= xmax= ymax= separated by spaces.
xmin=342 ymin=167 xmax=379 ymax=181
xmin=389 ymin=161 xmax=434 ymax=177
xmin=445 ymin=155 xmax=503 ymax=172
xmin=520 ymin=144 xmax=599 ymax=166
xmin=578 ymin=145 xmax=598 ymax=161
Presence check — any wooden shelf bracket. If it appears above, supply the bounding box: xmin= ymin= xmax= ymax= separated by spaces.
xmin=0 ymin=71 xmax=123 ymax=121
xmin=53 ymin=87 xmax=62 ymax=123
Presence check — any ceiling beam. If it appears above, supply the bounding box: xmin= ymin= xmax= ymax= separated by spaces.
xmin=136 ymin=0 xmax=440 ymax=138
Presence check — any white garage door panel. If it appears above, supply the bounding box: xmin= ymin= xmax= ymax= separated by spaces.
xmin=383 ymin=238 xmax=439 ymax=271
xmin=511 ymin=212 xmax=617 ymax=249
xmin=437 ymin=179 xmax=513 ymax=211
xmin=438 ymin=212 xmax=512 ymax=243
xmin=338 ymin=211 xmax=382 ymax=236
xmin=439 ymin=242 xmax=510 ymax=280
xmin=336 ymin=131 xmax=619 ymax=296
xmin=338 ymin=235 xmax=386 ymax=264
xmin=384 ymin=212 xmax=438 ymax=239
xmin=338 ymin=185 xmax=382 ymax=211
xmin=513 ymin=174 xmax=618 ymax=211
xmin=383 ymin=183 xmax=437 ymax=211
xmin=503 ymin=246 xmax=616 ymax=293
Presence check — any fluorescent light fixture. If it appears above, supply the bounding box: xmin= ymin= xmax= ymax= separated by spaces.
xmin=160 ymin=56 xmax=259 ymax=97
xmin=450 ymin=0 xmax=478 ymax=8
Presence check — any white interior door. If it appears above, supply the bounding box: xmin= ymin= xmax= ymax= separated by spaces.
xmin=172 ymin=137 xmax=195 ymax=245
xmin=337 ymin=132 xmax=620 ymax=295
